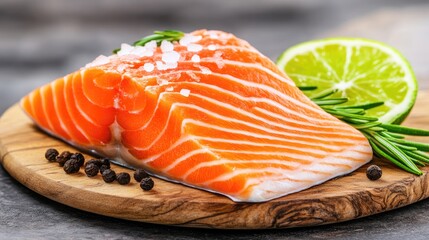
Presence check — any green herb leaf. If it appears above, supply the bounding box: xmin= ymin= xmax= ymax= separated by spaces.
xmin=299 ymin=85 xmax=429 ymax=175
xmin=335 ymin=101 xmax=384 ymax=110
xmin=381 ymin=123 xmax=429 ymax=136
xmin=298 ymin=86 xmax=318 ymax=91
xmin=113 ymin=30 xmax=185 ymax=54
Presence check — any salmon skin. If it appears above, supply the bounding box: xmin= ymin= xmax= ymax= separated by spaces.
xmin=20 ymin=30 xmax=372 ymax=202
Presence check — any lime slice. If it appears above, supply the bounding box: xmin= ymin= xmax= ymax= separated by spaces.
xmin=276 ymin=38 xmax=418 ymax=124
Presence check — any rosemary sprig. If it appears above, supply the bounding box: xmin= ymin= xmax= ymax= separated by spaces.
xmin=300 ymin=86 xmax=429 ymax=175
xmin=113 ymin=30 xmax=185 ymax=54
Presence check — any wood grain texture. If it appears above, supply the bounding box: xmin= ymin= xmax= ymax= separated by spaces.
xmin=1 ymin=92 xmax=429 ymax=229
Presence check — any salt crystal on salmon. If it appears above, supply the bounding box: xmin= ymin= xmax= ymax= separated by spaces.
xmin=20 ymin=30 xmax=372 ymax=202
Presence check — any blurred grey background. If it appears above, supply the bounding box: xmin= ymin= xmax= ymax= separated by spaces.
xmin=1 ymin=0 xmax=429 ymax=114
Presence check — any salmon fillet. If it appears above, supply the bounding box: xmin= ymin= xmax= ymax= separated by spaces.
xmin=20 ymin=30 xmax=372 ymax=202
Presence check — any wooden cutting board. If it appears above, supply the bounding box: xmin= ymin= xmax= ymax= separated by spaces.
xmin=1 ymin=92 xmax=429 ymax=229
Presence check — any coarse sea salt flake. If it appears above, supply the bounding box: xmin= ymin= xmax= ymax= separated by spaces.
xmin=179 ymin=34 xmax=202 ymax=46
xmin=208 ymin=44 xmax=217 ymax=51
xmin=117 ymin=43 xmax=134 ymax=56
xmin=143 ymin=63 xmax=155 ymax=72
xmin=113 ymin=98 xmax=120 ymax=109
xmin=199 ymin=66 xmax=212 ymax=75
xmin=209 ymin=32 xmax=219 ymax=39
xmin=214 ymin=51 xmax=223 ymax=58
xmin=191 ymin=54 xmax=200 ymax=63
xmin=213 ymin=51 xmax=225 ymax=69
xmin=161 ymin=40 xmax=174 ymax=52
xmin=165 ymin=62 xmax=178 ymax=69
xmin=156 ymin=61 xmax=167 ymax=71
xmin=180 ymin=89 xmax=191 ymax=97
xmin=187 ymin=71 xmax=200 ymax=82
xmin=117 ymin=64 xmax=128 ymax=72
xmin=86 ymin=55 xmax=110 ymax=67
xmin=132 ymin=46 xmax=153 ymax=57
xmin=158 ymin=79 xmax=169 ymax=86
xmin=187 ymin=44 xmax=203 ymax=52
xmin=145 ymin=40 xmax=157 ymax=50
xmin=161 ymin=80 xmax=169 ymax=85
xmin=162 ymin=51 xmax=181 ymax=63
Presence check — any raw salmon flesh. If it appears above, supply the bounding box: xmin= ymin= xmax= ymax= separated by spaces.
xmin=20 ymin=30 xmax=372 ymax=202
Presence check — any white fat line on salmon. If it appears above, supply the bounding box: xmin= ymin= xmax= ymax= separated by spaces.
xmin=182 ymin=118 xmax=359 ymax=147
xmin=138 ymin=71 xmax=347 ymax=127
xmin=181 ymin=160 xmax=304 ymax=181
xmin=161 ymin=145 xmax=369 ymax=176
xmin=197 ymin=154 xmax=367 ymax=187
xmin=129 ymin=132 xmax=333 ymax=155
xmin=209 ymin=149 xmax=371 ymax=163
xmin=304 ymin=161 xmax=357 ymax=173
xmin=204 ymin=45 xmax=259 ymax=54
xmin=244 ymin=170 xmax=339 ymax=201
xmin=318 ymin=155 xmax=371 ymax=166
xmin=132 ymin=99 xmax=355 ymax=152
xmin=29 ymin=91 xmax=38 ymax=123
xmin=177 ymin=80 xmax=352 ymax=129
xmin=183 ymin=90 xmax=362 ymax=136
xmin=195 ymin=136 xmax=371 ymax=160
xmin=40 ymin=86 xmax=55 ymax=131
xmin=124 ymin=98 xmax=344 ymax=152
xmin=66 ymin=73 xmax=107 ymax=144
xmin=254 ymin=107 xmax=359 ymax=135
xmin=161 ymin=148 xmax=213 ymax=172
xmin=129 ymin=102 xmax=180 ymax=151
xmin=197 ymin=167 xmax=311 ymax=186
xmin=135 ymin=135 xmax=193 ymax=163
xmin=51 ymin=81 xmax=72 ymax=138
xmin=239 ymin=153 xmax=371 ymax=201
xmin=82 ymin=70 xmax=118 ymax=91
xmin=127 ymin=126 xmax=367 ymax=166
xmin=136 ymin=58 xmax=296 ymax=98
xmin=218 ymin=59 xmax=295 ymax=86
xmin=192 ymin=46 xmax=274 ymax=71
xmin=177 ymin=102 xmax=361 ymax=144
xmin=214 ymin=170 xmax=325 ymax=193
xmin=194 ymin=70 xmax=335 ymax=124
xmin=63 ymin=74 xmax=91 ymax=143
xmin=71 ymin=75 xmax=107 ymax=128
xmin=109 ymin=120 xmax=123 ymax=158
xmin=180 ymin=59 xmax=297 ymax=90
xmin=79 ymin=71 xmax=113 ymax=107
xmin=205 ymin=143 xmax=328 ymax=156
xmin=182 ymin=147 xmax=371 ymax=181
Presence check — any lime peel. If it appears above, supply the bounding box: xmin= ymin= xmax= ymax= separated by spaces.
xmin=276 ymin=38 xmax=418 ymax=124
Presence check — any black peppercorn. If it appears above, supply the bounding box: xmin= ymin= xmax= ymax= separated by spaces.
xmin=134 ymin=169 xmax=149 ymax=182
xmin=45 ymin=148 xmax=59 ymax=162
xmin=366 ymin=165 xmax=382 ymax=180
xmin=140 ymin=177 xmax=154 ymax=191
xmin=100 ymin=158 xmax=111 ymax=168
xmin=117 ymin=172 xmax=131 ymax=185
xmin=84 ymin=159 xmax=102 ymax=168
xmin=99 ymin=164 xmax=110 ymax=174
xmin=85 ymin=163 xmax=99 ymax=177
xmin=70 ymin=153 xmax=85 ymax=167
xmin=63 ymin=159 xmax=80 ymax=174
xmin=102 ymin=169 xmax=116 ymax=183
xmin=56 ymin=151 xmax=72 ymax=166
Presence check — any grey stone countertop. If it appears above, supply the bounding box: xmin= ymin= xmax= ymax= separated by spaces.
xmin=1 ymin=1 xmax=429 ymax=239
